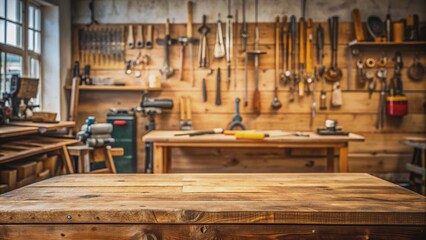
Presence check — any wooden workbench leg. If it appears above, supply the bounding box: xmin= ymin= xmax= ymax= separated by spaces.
xmin=164 ymin=147 xmax=172 ymax=173
xmin=326 ymin=148 xmax=335 ymax=172
xmin=338 ymin=144 xmax=349 ymax=172
xmin=153 ymin=144 xmax=165 ymax=174
xmin=61 ymin=146 xmax=74 ymax=174
xmin=105 ymin=146 xmax=117 ymax=174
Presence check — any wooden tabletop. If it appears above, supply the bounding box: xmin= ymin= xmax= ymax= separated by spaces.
xmin=143 ymin=131 xmax=365 ymax=143
xmin=0 ymin=137 xmax=78 ymax=164
xmin=0 ymin=125 xmax=39 ymax=138
xmin=8 ymin=121 xmax=75 ymax=132
xmin=0 ymin=173 xmax=424 ymax=225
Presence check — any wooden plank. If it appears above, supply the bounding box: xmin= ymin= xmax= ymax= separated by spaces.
xmin=0 ymin=174 xmax=424 ymax=225
xmin=0 ymin=137 xmax=78 ymax=165
xmin=1 ymin=224 xmax=425 ymax=240
xmin=0 ymin=126 xmax=38 ymax=138
xmin=8 ymin=121 xmax=75 ymax=132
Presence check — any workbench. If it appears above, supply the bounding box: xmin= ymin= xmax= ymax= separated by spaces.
xmin=0 ymin=173 xmax=424 ymax=239
xmin=143 ymin=131 xmax=365 ymax=173
xmin=0 ymin=121 xmax=76 ymax=192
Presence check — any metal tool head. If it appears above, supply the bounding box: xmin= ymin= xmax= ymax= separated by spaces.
xmin=178 ymin=37 xmax=189 ymax=44
xmin=271 ymin=96 xmax=282 ymax=109
xmin=160 ymin=65 xmax=174 ymax=78
xmin=324 ymin=67 xmax=343 ymax=82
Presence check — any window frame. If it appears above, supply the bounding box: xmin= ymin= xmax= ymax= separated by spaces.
xmin=0 ymin=0 xmax=43 ymax=104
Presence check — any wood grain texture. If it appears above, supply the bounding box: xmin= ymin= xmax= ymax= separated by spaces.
xmin=0 ymin=173 xmax=425 ymax=226
xmin=6 ymin=121 xmax=75 ymax=133
xmin=0 ymin=137 xmax=78 ymax=165
xmin=1 ymin=224 xmax=425 ymax=240
xmin=0 ymin=126 xmax=38 ymax=138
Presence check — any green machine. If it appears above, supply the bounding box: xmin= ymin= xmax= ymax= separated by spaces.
xmin=106 ymin=110 xmax=137 ymax=173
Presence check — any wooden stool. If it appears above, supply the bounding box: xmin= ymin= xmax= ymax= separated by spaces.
xmin=65 ymin=145 xmax=124 ymax=173
xmin=404 ymin=137 xmax=426 ymax=195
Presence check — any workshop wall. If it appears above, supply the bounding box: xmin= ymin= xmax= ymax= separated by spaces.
xmin=69 ymin=0 xmax=426 ymax=181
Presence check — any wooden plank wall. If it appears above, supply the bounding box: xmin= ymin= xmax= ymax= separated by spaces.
xmin=70 ymin=22 xmax=426 ymax=181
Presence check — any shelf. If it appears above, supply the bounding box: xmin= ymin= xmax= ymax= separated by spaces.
xmin=64 ymin=85 xmax=161 ymax=91
xmin=348 ymin=40 xmax=426 ymax=47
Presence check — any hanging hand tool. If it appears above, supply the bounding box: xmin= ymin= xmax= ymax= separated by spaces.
xmin=356 ymin=58 xmax=366 ymax=88
xmin=241 ymin=0 xmax=248 ymax=52
xmin=305 ymin=18 xmax=314 ymax=94
xmin=96 ymin=29 xmax=102 ymax=67
xmin=127 ymin=25 xmax=135 ymax=49
xmin=289 ymin=15 xmax=297 ymax=102
xmin=175 ymin=128 xmax=224 ymax=137
xmin=186 ymin=1 xmax=197 ymax=86
xmin=78 ymin=29 xmax=86 ymax=66
xmin=242 ymin=0 xmax=249 ymax=106
xmin=102 ymin=28 xmax=107 ymax=66
xmin=281 ymin=16 xmax=289 ymax=85
xmin=146 ymin=25 xmax=153 ymax=49
xmin=87 ymin=0 xmax=99 ymax=26
xmin=376 ymin=68 xmax=387 ymax=129
xmin=387 ymin=52 xmax=408 ymax=117
xmin=271 ymin=16 xmax=282 ymax=110
xmin=324 ymin=16 xmax=342 ymax=82
xmin=408 ymin=53 xmax=425 ymax=81
xmin=311 ymin=68 xmax=317 ymax=126
xmin=178 ymin=37 xmax=189 ymax=81
xmin=317 ymin=24 xmax=327 ymax=110
xmin=367 ymin=70 xmax=376 ymax=99
xmin=202 ymin=78 xmax=207 ymax=102
xmin=331 ymin=82 xmax=342 ymax=107
xmin=198 ymin=15 xmax=210 ymax=68
xmin=179 ymin=96 xmax=193 ymax=130
xmin=215 ymin=68 xmax=222 ymax=106
xmin=228 ymin=98 xmax=246 ymax=130
xmin=234 ymin=9 xmax=238 ymax=89
xmin=298 ymin=17 xmax=306 ymax=98
xmin=226 ymin=0 xmax=233 ymax=90
xmin=247 ymin=0 xmax=266 ymax=115
xmin=214 ymin=14 xmax=226 ymax=59
xmin=136 ymin=25 xmax=144 ymax=49
xmin=156 ymin=19 xmax=177 ymax=79
xmin=118 ymin=28 xmax=124 ymax=63
xmin=106 ymin=28 xmax=111 ymax=66
xmin=111 ymin=29 xmax=116 ymax=64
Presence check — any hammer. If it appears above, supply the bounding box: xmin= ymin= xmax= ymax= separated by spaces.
xmin=178 ymin=37 xmax=190 ymax=81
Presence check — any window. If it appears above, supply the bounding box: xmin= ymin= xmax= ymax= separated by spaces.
xmin=0 ymin=0 xmax=42 ymax=104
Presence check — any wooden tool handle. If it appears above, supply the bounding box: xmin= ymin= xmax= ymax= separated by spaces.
xmin=299 ymin=18 xmax=305 ymax=64
xmin=180 ymin=96 xmax=185 ymax=120
xmin=186 ymin=96 xmax=192 ymax=120
xmin=165 ymin=19 xmax=170 ymax=35
xmin=275 ymin=16 xmax=280 ymax=84
xmin=127 ymin=25 xmax=134 ymax=49
xmin=306 ymin=18 xmax=313 ymax=74
xmin=253 ymin=89 xmax=261 ymax=115
xmin=352 ymin=9 xmax=365 ymax=41
xmin=146 ymin=25 xmax=153 ymax=49
xmin=136 ymin=25 xmax=143 ymax=48
xmin=187 ymin=1 xmax=193 ymax=38
xmin=235 ymin=132 xmax=265 ymax=140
